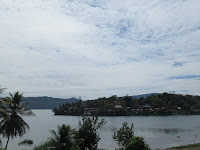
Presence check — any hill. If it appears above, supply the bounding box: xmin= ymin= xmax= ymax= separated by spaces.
xmin=131 ymin=93 xmax=157 ymax=99
xmin=23 ymin=96 xmax=79 ymax=109
xmin=53 ymin=92 xmax=200 ymax=116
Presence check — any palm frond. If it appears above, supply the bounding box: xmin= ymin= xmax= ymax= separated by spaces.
xmin=49 ymin=130 xmax=59 ymax=142
xmin=0 ymin=87 xmax=6 ymax=94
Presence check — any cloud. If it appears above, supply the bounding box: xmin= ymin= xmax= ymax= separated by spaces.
xmin=172 ymin=61 xmax=185 ymax=67
xmin=168 ymin=75 xmax=200 ymax=80
xmin=0 ymin=0 xmax=200 ymax=99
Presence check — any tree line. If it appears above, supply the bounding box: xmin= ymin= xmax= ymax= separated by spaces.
xmin=53 ymin=93 xmax=200 ymax=116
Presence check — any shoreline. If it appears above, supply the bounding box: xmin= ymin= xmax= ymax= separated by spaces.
xmin=152 ymin=143 xmax=200 ymax=150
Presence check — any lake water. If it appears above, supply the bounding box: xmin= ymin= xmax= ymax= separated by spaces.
xmin=2 ymin=109 xmax=200 ymax=150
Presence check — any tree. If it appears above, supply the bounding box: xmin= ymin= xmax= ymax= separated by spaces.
xmin=0 ymin=92 xmax=35 ymax=150
xmin=0 ymin=87 xmax=8 ymax=149
xmin=124 ymin=95 xmax=132 ymax=108
xmin=113 ymin=122 xmax=134 ymax=148
xmin=0 ymin=87 xmax=5 ymax=95
xmin=49 ymin=124 xmax=75 ymax=150
xmin=75 ymin=116 xmax=106 ymax=150
xmin=0 ymin=87 xmax=9 ymax=119
xmin=125 ymin=136 xmax=150 ymax=150
xmin=18 ymin=139 xmax=33 ymax=146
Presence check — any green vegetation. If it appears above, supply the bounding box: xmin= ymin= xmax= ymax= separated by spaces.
xmin=33 ymin=140 xmax=55 ymax=150
xmin=113 ymin=123 xmax=150 ymax=150
xmin=53 ymin=93 xmax=200 ymax=116
xmin=49 ymin=124 xmax=76 ymax=150
xmin=0 ymin=91 xmax=35 ymax=149
xmin=75 ymin=116 xmax=106 ymax=150
xmin=0 ymin=88 xmax=9 ymax=121
xmin=18 ymin=139 xmax=33 ymax=146
xmin=35 ymin=117 xmax=149 ymax=150
xmin=113 ymin=122 xmax=134 ymax=147
xmin=33 ymin=116 xmax=107 ymax=150
xmin=125 ymin=137 xmax=150 ymax=150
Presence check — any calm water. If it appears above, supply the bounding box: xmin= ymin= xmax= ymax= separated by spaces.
xmin=2 ymin=109 xmax=200 ymax=150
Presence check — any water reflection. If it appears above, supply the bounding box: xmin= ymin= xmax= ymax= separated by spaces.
xmin=136 ymin=127 xmax=193 ymax=134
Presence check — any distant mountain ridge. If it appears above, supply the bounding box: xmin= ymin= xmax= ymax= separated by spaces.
xmin=23 ymin=93 xmax=157 ymax=109
xmin=131 ymin=93 xmax=158 ymax=99
xmin=23 ymin=96 xmax=79 ymax=109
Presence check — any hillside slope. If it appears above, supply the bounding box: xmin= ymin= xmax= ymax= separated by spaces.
xmin=23 ymin=96 xmax=79 ymax=109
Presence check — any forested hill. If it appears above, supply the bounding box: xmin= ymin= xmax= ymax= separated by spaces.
xmin=23 ymin=96 xmax=79 ymax=109
xmin=53 ymin=92 xmax=200 ymax=116
xmin=132 ymin=93 xmax=157 ymax=99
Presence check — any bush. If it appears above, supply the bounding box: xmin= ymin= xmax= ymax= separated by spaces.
xmin=113 ymin=122 xmax=134 ymax=147
xmin=75 ymin=116 xmax=106 ymax=150
xmin=125 ymin=136 xmax=150 ymax=150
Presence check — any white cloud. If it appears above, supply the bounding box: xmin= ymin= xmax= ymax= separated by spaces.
xmin=0 ymin=0 xmax=200 ymax=99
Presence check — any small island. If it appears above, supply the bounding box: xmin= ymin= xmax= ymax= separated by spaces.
xmin=53 ymin=92 xmax=200 ymax=116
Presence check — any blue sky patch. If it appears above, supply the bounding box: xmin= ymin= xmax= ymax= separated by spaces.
xmin=169 ymin=75 xmax=200 ymax=80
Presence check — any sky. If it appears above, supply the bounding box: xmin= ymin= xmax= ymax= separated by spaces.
xmin=0 ymin=0 xmax=200 ymax=100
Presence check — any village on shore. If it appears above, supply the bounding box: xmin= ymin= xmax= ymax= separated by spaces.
xmin=53 ymin=92 xmax=200 ymax=116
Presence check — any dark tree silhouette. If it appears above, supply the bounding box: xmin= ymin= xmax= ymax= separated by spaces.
xmin=0 ymin=92 xmax=35 ymax=149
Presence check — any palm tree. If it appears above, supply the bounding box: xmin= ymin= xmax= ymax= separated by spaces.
xmin=0 ymin=92 xmax=35 ymax=150
xmin=0 ymin=87 xmax=9 ymax=119
xmin=0 ymin=87 xmax=8 ymax=147
xmin=48 ymin=124 xmax=75 ymax=150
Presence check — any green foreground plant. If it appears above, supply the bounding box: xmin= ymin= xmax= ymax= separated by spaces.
xmin=33 ymin=140 xmax=55 ymax=150
xmin=75 ymin=116 xmax=107 ymax=150
xmin=49 ymin=124 xmax=76 ymax=150
xmin=113 ymin=122 xmax=134 ymax=148
xmin=0 ymin=92 xmax=35 ymax=149
xmin=113 ymin=122 xmax=150 ymax=150
xmin=125 ymin=136 xmax=150 ymax=150
xmin=34 ymin=116 xmax=106 ymax=150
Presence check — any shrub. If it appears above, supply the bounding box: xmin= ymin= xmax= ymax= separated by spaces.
xmin=125 ymin=136 xmax=150 ymax=150
xmin=113 ymin=122 xmax=134 ymax=147
xmin=75 ymin=116 xmax=106 ymax=150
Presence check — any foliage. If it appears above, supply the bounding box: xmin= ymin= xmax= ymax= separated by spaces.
xmin=113 ymin=122 xmax=134 ymax=147
xmin=34 ymin=116 xmax=106 ymax=150
xmin=0 ymin=92 xmax=35 ymax=149
xmin=33 ymin=140 xmax=55 ymax=150
xmin=0 ymin=88 xmax=9 ymax=120
xmin=0 ymin=87 xmax=6 ymax=95
xmin=125 ymin=136 xmax=150 ymax=150
xmin=54 ymin=93 xmax=200 ymax=116
xmin=75 ymin=116 xmax=106 ymax=150
xmin=18 ymin=139 xmax=33 ymax=146
xmin=48 ymin=124 xmax=76 ymax=150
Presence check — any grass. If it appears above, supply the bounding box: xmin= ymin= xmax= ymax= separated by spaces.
xmin=167 ymin=143 xmax=200 ymax=150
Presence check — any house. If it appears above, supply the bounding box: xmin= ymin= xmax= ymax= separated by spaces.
xmin=177 ymin=107 xmax=181 ymax=110
xmin=84 ymin=108 xmax=99 ymax=115
xmin=144 ymin=104 xmax=151 ymax=108
xmin=114 ymin=105 xmax=123 ymax=109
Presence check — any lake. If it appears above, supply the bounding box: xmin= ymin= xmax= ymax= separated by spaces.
xmin=2 ymin=109 xmax=200 ymax=150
